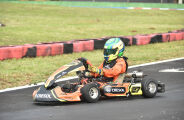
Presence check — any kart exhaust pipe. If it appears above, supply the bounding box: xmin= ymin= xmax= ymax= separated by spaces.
xmin=125 ymin=71 xmax=145 ymax=78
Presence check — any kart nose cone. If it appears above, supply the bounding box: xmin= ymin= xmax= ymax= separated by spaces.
xmin=33 ymin=86 xmax=58 ymax=102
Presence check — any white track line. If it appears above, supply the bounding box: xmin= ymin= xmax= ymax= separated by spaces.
xmin=142 ymin=8 xmax=152 ymax=10
xmin=128 ymin=57 xmax=184 ymax=69
xmin=0 ymin=57 xmax=183 ymax=93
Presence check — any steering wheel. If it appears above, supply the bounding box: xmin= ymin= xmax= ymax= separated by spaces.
xmin=78 ymin=57 xmax=91 ymax=71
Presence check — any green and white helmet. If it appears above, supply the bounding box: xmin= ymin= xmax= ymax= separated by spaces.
xmin=104 ymin=38 xmax=125 ymax=63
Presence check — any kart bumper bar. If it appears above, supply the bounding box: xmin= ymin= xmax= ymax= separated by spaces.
xmin=157 ymin=82 xmax=165 ymax=93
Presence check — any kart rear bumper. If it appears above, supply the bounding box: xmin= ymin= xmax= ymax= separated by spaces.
xmin=157 ymin=82 xmax=165 ymax=93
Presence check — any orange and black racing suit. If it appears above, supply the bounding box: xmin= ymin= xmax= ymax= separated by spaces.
xmin=94 ymin=56 xmax=128 ymax=83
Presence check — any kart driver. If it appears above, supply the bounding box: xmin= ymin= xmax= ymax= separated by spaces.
xmin=79 ymin=38 xmax=128 ymax=84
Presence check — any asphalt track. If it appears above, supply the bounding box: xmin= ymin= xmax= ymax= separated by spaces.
xmin=0 ymin=59 xmax=184 ymax=120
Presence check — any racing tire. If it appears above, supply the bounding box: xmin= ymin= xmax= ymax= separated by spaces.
xmin=81 ymin=83 xmax=100 ymax=103
xmin=141 ymin=78 xmax=158 ymax=98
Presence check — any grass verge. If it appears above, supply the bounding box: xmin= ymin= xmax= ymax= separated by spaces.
xmin=0 ymin=2 xmax=184 ymax=46
xmin=0 ymin=40 xmax=184 ymax=90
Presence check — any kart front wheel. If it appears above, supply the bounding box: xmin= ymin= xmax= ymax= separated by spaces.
xmin=81 ymin=83 xmax=100 ymax=103
xmin=141 ymin=78 xmax=158 ymax=98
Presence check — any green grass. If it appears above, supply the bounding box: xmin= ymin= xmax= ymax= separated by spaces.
xmin=0 ymin=2 xmax=184 ymax=46
xmin=0 ymin=40 xmax=184 ymax=90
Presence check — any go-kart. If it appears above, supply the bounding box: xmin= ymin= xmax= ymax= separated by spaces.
xmin=32 ymin=59 xmax=165 ymax=103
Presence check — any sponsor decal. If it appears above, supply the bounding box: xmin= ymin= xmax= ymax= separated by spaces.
xmin=132 ymin=87 xmax=140 ymax=93
xmin=111 ymin=87 xmax=125 ymax=93
xmin=104 ymin=64 xmax=111 ymax=69
xmin=104 ymin=85 xmax=112 ymax=93
xmin=104 ymin=86 xmax=126 ymax=94
xmin=36 ymin=94 xmax=51 ymax=99
xmin=56 ymin=72 xmax=67 ymax=79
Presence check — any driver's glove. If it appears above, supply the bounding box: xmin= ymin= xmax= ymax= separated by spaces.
xmin=89 ymin=66 xmax=104 ymax=76
xmin=78 ymin=57 xmax=92 ymax=65
xmin=78 ymin=57 xmax=103 ymax=75
xmin=78 ymin=57 xmax=91 ymax=69
xmin=78 ymin=57 xmax=87 ymax=64
xmin=85 ymin=71 xmax=93 ymax=77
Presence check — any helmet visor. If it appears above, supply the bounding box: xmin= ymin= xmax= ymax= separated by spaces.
xmin=104 ymin=48 xmax=118 ymax=56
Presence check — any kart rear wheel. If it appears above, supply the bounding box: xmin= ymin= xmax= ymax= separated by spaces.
xmin=81 ymin=83 xmax=100 ymax=103
xmin=141 ymin=78 xmax=158 ymax=98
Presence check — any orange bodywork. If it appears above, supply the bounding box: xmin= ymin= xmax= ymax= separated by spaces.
xmin=45 ymin=65 xmax=70 ymax=88
xmin=53 ymin=86 xmax=82 ymax=102
xmin=32 ymin=89 xmax=38 ymax=99
xmin=50 ymin=82 xmax=131 ymax=102
xmin=45 ymin=60 xmax=84 ymax=88
xmin=33 ymin=81 xmax=131 ymax=102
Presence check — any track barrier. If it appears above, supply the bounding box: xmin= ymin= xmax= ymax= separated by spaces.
xmin=0 ymin=46 xmax=23 ymax=60
xmin=50 ymin=43 xmax=64 ymax=56
xmin=73 ymin=40 xmax=94 ymax=53
xmin=150 ymin=34 xmax=163 ymax=43
xmin=162 ymin=33 xmax=170 ymax=42
xmin=0 ymin=29 xmax=184 ymax=60
xmin=119 ymin=36 xmax=132 ymax=46
xmin=175 ymin=32 xmax=183 ymax=41
xmin=94 ymin=38 xmax=109 ymax=49
xmin=63 ymin=43 xmax=73 ymax=54
xmin=169 ymin=32 xmax=177 ymax=41
xmin=133 ymin=35 xmax=151 ymax=45
xmin=73 ymin=41 xmax=83 ymax=53
xmin=23 ymin=44 xmax=37 ymax=58
xmin=82 ymin=40 xmax=94 ymax=51
xmin=36 ymin=44 xmax=52 ymax=57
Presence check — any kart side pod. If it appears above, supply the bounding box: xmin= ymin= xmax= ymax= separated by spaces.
xmin=130 ymin=83 xmax=143 ymax=95
xmin=103 ymin=83 xmax=131 ymax=97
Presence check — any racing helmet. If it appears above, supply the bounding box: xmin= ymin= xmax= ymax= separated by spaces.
xmin=104 ymin=38 xmax=125 ymax=63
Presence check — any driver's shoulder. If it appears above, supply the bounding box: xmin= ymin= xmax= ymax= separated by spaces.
xmin=116 ymin=57 xmax=126 ymax=62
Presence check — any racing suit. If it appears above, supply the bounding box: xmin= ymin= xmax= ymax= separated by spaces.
xmin=94 ymin=57 xmax=128 ymax=84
